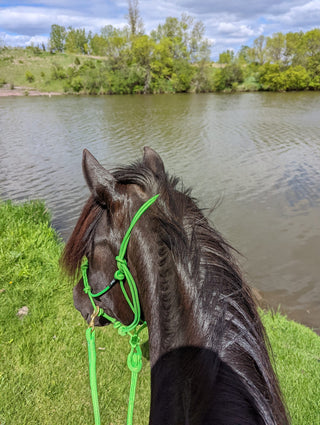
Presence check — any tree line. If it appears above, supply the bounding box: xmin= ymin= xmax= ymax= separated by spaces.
xmin=2 ymin=0 xmax=316 ymax=96
xmin=48 ymin=13 xmax=212 ymax=94
xmin=46 ymin=19 xmax=320 ymax=94
xmin=217 ymin=29 xmax=320 ymax=91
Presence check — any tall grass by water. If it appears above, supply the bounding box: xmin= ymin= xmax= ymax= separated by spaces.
xmin=0 ymin=200 xmax=319 ymax=424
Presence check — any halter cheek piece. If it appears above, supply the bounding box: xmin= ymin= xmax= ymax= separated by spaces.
xmin=80 ymin=194 xmax=159 ymax=425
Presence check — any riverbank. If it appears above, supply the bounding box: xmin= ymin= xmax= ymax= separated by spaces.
xmin=1 ymin=47 xmax=319 ymax=96
xmin=0 ymin=199 xmax=319 ymax=424
xmin=0 ymin=84 xmax=62 ymax=97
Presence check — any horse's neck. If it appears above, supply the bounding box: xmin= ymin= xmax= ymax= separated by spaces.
xmin=143 ymin=252 xmax=202 ymax=365
xmin=142 ymin=261 xmax=270 ymax=425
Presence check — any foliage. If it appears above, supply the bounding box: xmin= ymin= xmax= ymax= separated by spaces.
xmin=212 ymin=63 xmax=244 ymax=91
xmin=65 ymin=27 xmax=88 ymax=54
xmin=0 ymin=200 xmax=319 ymax=425
xmin=259 ymin=64 xmax=310 ymax=91
xmin=49 ymin=24 xmax=66 ymax=53
xmin=51 ymin=63 xmax=67 ymax=80
xmin=1 ymin=22 xmax=320 ymax=94
xmin=218 ymin=50 xmax=234 ymax=64
xmin=25 ymin=70 xmax=35 ymax=82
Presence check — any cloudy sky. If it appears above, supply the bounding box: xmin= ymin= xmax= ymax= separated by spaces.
xmin=0 ymin=1 xmax=319 ymax=59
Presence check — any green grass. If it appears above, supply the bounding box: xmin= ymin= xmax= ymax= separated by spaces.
xmin=261 ymin=310 xmax=320 ymax=425
xmin=0 ymin=48 xmax=86 ymax=93
xmin=0 ymin=200 xmax=319 ymax=424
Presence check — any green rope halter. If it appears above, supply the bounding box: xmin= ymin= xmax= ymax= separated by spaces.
xmin=81 ymin=194 xmax=159 ymax=425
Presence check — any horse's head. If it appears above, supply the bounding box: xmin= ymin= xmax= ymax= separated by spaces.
xmin=62 ymin=147 xmax=166 ymax=327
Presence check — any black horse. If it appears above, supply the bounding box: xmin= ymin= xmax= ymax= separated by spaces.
xmin=62 ymin=147 xmax=289 ymax=425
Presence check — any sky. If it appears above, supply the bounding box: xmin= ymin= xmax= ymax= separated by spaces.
xmin=0 ymin=1 xmax=320 ymax=59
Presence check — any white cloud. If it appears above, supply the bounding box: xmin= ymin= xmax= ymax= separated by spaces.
xmin=275 ymin=0 xmax=320 ymax=27
xmin=0 ymin=0 xmax=319 ymax=58
xmin=0 ymin=6 xmax=126 ymax=37
xmin=217 ymin=22 xmax=255 ymax=38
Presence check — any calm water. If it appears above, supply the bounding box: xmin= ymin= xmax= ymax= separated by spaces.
xmin=1 ymin=92 xmax=319 ymax=332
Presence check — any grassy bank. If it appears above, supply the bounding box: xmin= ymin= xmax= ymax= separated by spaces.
xmin=0 ymin=48 xmax=83 ymax=94
xmin=0 ymin=200 xmax=319 ymax=424
xmin=1 ymin=46 xmax=319 ymax=96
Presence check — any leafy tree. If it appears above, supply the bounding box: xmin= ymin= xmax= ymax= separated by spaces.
xmin=65 ymin=27 xmax=88 ymax=54
xmin=98 ymin=25 xmax=129 ymax=65
xmin=171 ymin=59 xmax=194 ymax=92
xmin=212 ymin=63 xmax=244 ymax=91
xmin=266 ymin=32 xmax=286 ymax=63
xmin=90 ymin=34 xmax=109 ymax=56
xmin=151 ymin=17 xmax=189 ymax=61
xmin=306 ymin=53 xmax=320 ymax=89
xmin=49 ymin=24 xmax=66 ymax=52
xmin=237 ymin=45 xmax=252 ymax=64
xmin=284 ymin=31 xmax=305 ymax=65
xmin=304 ymin=29 xmax=320 ymax=57
xmin=259 ymin=63 xmax=283 ymax=90
xmin=189 ymin=20 xmax=211 ymax=62
xmin=151 ymin=37 xmax=174 ymax=80
xmin=218 ymin=50 xmax=234 ymax=64
xmin=252 ymin=35 xmax=267 ymax=65
xmin=131 ymin=35 xmax=155 ymax=92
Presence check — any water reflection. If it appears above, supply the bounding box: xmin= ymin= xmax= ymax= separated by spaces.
xmin=0 ymin=93 xmax=319 ymax=332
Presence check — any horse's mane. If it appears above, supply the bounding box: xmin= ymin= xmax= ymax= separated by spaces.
xmin=61 ymin=160 xmax=289 ymax=425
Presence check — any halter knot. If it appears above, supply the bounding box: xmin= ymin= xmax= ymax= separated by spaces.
xmin=115 ymin=256 xmax=127 ymax=281
xmin=114 ymin=269 xmax=125 ymax=281
xmin=127 ymin=337 xmax=142 ymax=374
xmin=115 ymin=256 xmax=127 ymax=266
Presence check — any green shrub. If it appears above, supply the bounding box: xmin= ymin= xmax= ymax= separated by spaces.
xmin=51 ymin=63 xmax=67 ymax=80
xmin=259 ymin=64 xmax=310 ymax=91
xmin=309 ymin=75 xmax=320 ymax=90
xmin=70 ymin=76 xmax=84 ymax=92
xmin=25 ymin=70 xmax=35 ymax=82
xmin=211 ymin=64 xmax=244 ymax=91
xmin=282 ymin=66 xmax=310 ymax=90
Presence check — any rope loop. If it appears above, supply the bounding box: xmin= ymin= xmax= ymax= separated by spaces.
xmin=114 ymin=269 xmax=125 ymax=281
xmin=118 ymin=326 xmax=128 ymax=336
xmin=127 ymin=337 xmax=142 ymax=374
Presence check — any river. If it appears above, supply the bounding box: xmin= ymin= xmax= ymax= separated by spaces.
xmin=1 ymin=92 xmax=319 ymax=332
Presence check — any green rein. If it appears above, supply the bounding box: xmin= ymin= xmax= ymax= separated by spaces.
xmin=81 ymin=194 xmax=159 ymax=425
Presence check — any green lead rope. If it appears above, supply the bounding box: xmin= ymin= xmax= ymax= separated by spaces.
xmin=86 ymin=328 xmax=101 ymax=425
xmin=82 ymin=194 xmax=159 ymax=425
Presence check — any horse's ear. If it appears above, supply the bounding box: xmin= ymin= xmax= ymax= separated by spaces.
xmin=143 ymin=146 xmax=165 ymax=178
xmin=82 ymin=149 xmax=115 ymax=205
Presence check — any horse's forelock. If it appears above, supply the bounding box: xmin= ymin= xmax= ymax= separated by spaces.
xmin=61 ymin=196 xmax=103 ymax=278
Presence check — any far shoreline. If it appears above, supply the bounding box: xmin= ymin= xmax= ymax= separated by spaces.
xmin=0 ymin=85 xmax=62 ymax=97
